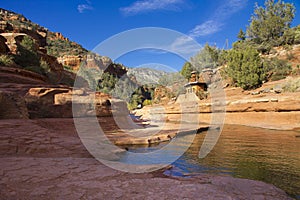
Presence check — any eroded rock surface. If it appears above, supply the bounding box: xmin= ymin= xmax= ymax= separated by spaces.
xmin=0 ymin=119 xmax=293 ymax=199
xmin=0 ymin=91 xmax=28 ymax=119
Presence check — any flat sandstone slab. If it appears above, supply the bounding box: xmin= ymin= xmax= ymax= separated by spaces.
xmin=0 ymin=119 xmax=292 ymax=199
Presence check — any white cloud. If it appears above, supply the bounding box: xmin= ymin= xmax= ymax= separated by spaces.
xmin=77 ymin=0 xmax=93 ymax=13
xmin=213 ymin=0 xmax=248 ymax=19
xmin=169 ymin=36 xmax=202 ymax=56
xmin=120 ymin=0 xmax=184 ymax=16
xmin=189 ymin=0 xmax=248 ymax=37
xmin=189 ymin=20 xmax=223 ymax=37
xmin=128 ymin=36 xmax=201 ymax=57
xmin=166 ymin=0 xmax=247 ymax=57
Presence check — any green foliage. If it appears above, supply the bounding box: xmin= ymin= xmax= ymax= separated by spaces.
xmin=20 ymin=35 xmax=36 ymax=52
xmin=218 ymin=50 xmax=230 ymax=66
xmin=39 ymin=59 xmax=50 ymax=73
xmin=46 ymin=38 xmax=87 ymax=57
xmin=292 ymin=65 xmax=300 ymax=76
xmin=127 ymin=101 xmax=138 ymax=110
xmin=142 ymin=99 xmax=152 ymax=106
xmin=263 ymin=58 xmax=291 ymax=81
xmin=0 ymin=55 xmax=14 ymax=66
xmin=128 ymin=93 xmax=143 ymax=110
xmin=237 ymin=29 xmax=246 ymax=41
xmin=294 ymin=26 xmax=300 ymax=44
xmin=14 ymin=35 xmax=40 ymax=68
xmin=128 ymin=85 xmax=155 ymax=110
xmin=180 ymin=62 xmax=194 ymax=80
xmin=63 ymin=65 xmax=73 ymax=72
xmin=96 ymin=72 xmax=155 ymax=110
xmin=283 ymin=77 xmax=300 ymax=92
xmin=98 ymin=72 xmax=118 ymax=92
xmin=247 ymin=0 xmax=295 ymax=45
xmin=190 ymin=44 xmax=220 ymax=71
xmin=233 ymin=37 xmax=274 ymax=54
xmin=281 ymin=25 xmax=300 ymax=45
xmin=223 ymin=47 xmax=267 ymax=90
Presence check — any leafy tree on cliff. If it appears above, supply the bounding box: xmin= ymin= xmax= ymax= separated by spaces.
xmin=247 ymin=0 xmax=295 ymax=44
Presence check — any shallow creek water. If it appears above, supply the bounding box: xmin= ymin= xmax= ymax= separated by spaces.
xmin=120 ymin=125 xmax=300 ymax=199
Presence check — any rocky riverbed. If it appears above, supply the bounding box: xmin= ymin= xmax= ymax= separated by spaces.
xmin=0 ymin=118 xmax=293 ymax=199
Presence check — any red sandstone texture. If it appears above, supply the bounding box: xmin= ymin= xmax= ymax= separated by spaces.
xmin=0 ymin=119 xmax=293 ymax=199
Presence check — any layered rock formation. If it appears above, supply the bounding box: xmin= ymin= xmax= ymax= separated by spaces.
xmin=57 ymin=55 xmax=83 ymax=71
xmin=26 ymin=87 xmax=115 ymax=118
xmin=0 ymin=8 xmax=129 ymax=120
xmin=136 ymin=77 xmax=300 ymax=131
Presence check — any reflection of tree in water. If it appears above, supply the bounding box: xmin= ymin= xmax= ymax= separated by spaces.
xmin=169 ymin=125 xmax=300 ymax=198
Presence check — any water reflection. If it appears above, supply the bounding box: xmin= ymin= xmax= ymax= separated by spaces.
xmin=168 ymin=125 xmax=300 ymax=199
xmin=121 ymin=125 xmax=300 ymax=199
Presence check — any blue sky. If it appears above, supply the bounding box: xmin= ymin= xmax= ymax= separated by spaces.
xmin=1 ymin=0 xmax=300 ymax=71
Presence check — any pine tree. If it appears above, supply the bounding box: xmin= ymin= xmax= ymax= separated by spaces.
xmin=247 ymin=0 xmax=295 ymax=44
xmin=237 ymin=29 xmax=246 ymax=40
xmin=224 ymin=47 xmax=267 ymax=90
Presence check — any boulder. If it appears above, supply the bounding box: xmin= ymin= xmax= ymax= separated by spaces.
xmin=25 ymin=88 xmax=115 ymax=118
xmin=25 ymin=87 xmax=71 ymax=118
xmin=273 ymin=85 xmax=283 ymax=94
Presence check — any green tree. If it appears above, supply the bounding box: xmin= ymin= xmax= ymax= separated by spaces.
xmin=190 ymin=44 xmax=220 ymax=72
xmin=247 ymin=0 xmax=295 ymax=44
xmin=281 ymin=25 xmax=300 ymax=45
xmin=224 ymin=47 xmax=267 ymax=90
xmin=237 ymin=29 xmax=246 ymax=41
xmin=263 ymin=58 xmax=291 ymax=81
xmin=14 ymin=35 xmax=40 ymax=67
xmin=180 ymin=62 xmax=194 ymax=80
xmin=98 ymin=72 xmax=118 ymax=92
xmin=0 ymin=55 xmax=14 ymax=66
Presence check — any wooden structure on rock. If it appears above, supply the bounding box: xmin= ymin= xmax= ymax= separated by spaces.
xmin=184 ymin=71 xmax=207 ymax=94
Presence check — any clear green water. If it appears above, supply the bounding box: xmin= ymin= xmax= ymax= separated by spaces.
xmin=122 ymin=125 xmax=300 ymax=199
